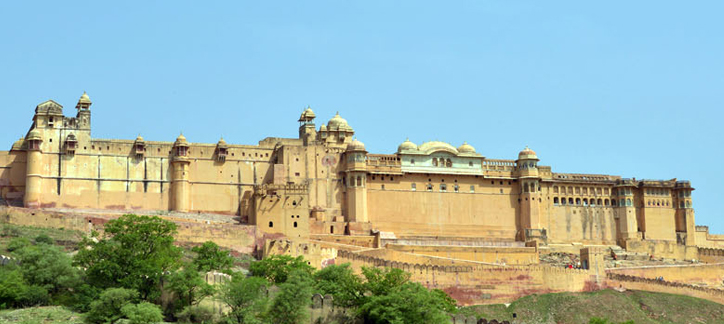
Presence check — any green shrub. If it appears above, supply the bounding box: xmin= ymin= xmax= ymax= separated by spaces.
xmin=17 ymin=285 xmax=49 ymax=307
xmin=7 ymin=237 xmax=30 ymax=252
xmin=35 ymin=233 xmax=54 ymax=245
xmin=85 ymin=288 xmax=139 ymax=324
xmin=176 ymin=304 xmax=217 ymax=324
xmin=1 ymin=225 xmax=21 ymax=237
xmin=121 ymin=302 xmax=164 ymax=324
xmin=0 ymin=267 xmax=27 ymax=308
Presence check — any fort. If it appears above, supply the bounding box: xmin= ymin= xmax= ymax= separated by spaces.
xmin=2 ymin=92 xmax=724 ymax=306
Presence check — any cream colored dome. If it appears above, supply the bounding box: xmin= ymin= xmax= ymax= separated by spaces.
xmin=347 ymin=138 xmax=366 ymax=151
xmin=175 ymin=133 xmax=188 ymax=145
xmin=27 ymin=129 xmax=42 ymax=141
xmin=299 ymin=107 xmax=316 ymax=121
xmin=328 ymin=112 xmax=349 ymax=130
xmin=135 ymin=135 xmax=144 ymax=142
xmin=418 ymin=141 xmax=459 ymax=155
xmin=79 ymin=92 xmax=91 ymax=104
xmin=458 ymin=142 xmax=476 ymax=154
xmin=518 ymin=146 xmax=538 ymax=160
xmin=397 ymin=139 xmax=417 ymax=152
xmin=218 ymin=137 xmax=227 ymax=146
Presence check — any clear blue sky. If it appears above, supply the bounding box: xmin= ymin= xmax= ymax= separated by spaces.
xmin=1 ymin=2 xmax=722 ymax=232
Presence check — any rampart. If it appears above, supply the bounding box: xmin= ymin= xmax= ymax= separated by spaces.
xmin=385 ymin=243 xmax=539 ymax=265
xmin=0 ymin=206 xmax=261 ymax=254
xmin=606 ymin=273 xmax=724 ymax=305
xmin=607 ymin=263 xmax=724 ymax=287
xmin=336 ymin=249 xmax=601 ymax=305
xmin=699 ymin=247 xmax=724 ymax=263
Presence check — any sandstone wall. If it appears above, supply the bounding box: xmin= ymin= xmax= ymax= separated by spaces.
xmin=385 ymin=243 xmax=539 ymax=265
xmin=607 ymin=264 xmax=724 ymax=286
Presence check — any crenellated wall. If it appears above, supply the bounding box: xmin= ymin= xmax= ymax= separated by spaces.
xmin=335 ymin=249 xmax=602 ymax=305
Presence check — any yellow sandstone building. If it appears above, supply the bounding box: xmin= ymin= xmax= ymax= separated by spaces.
xmin=0 ymin=93 xmax=705 ymax=247
xmin=5 ymin=92 xmax=724 ymax=306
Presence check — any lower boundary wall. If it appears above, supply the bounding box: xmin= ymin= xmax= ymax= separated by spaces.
xmin=0 ymin=207 xmax=262 ymax=254
xmin=335 ymin=249 xmax=602 ymax=305
xmin=606 ymin=273 xmax=724 ymax=305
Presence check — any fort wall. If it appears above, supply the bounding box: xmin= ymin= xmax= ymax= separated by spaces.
xmin=607 ymin=264 xmax=724 ymax=286
xmin=385 ymin=243 xmax=539 ymax=265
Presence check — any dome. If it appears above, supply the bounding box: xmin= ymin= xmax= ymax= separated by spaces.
xmin=79 ymin=92 xmax=91 ymax=104
xmin=27 ymin=129 xmax=42 ymax=141
xmin=458 ymin=142 xmax=476 ymax=154
xmin=397 ymin=139 xmax=418 ymax=152
xmin=218 ymin=137 xmax=227 ymax=146
xmin=299 ymin=106 xmax=316 ymax=121
xmin=328 ymin=112 xmax=349 ymax=130
xmin=418 ymin=141 xmax=459 ymax=155
xmin=135 ymin=135 xmax=144 ymax=142
xmin=320 ymin=124 xmax=327 ymax=131
xmin=347 ymin=138 xmax=366 ymax=152
xmin=175 ymin=133 xmax=188 ymax=146
xmin=518 ymin=146 xmax=538 ymax=160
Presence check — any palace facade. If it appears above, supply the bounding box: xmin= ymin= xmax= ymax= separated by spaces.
xmin=0 ymin=93 xmax=700 ymax=247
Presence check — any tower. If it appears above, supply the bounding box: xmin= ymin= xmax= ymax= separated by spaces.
xmin=24 ymin=129 xmax=43 ymax=208
xmin=298 ymin=107 xmax=317 ymax=146
xmin=614 ymin=179 xmax=639 ymax=245
xmin=345 ymin=139 xmax=368 ymax=232
xmin=75 ymin=92 xmax=92 ymax=130
xmin=171 ymin=134 xmax=190 ymax=212
xmin=517 ymin=147 xmax=543 ymax=241
xmin=674 ymin=181 xmax=696 ymax=246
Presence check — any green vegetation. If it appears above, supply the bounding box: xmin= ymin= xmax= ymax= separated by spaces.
xmin=1 ymin=223 xmax=84 ymax=253
xmin=0 ymin=306 xmax=84 ymax=324
xmin=461 ymin=289 xmax=724 ymax=324
xmin=191 ymin=241 xmax=235 ymax=274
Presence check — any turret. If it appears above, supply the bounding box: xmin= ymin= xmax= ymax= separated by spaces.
xmin=75 ymin=92 xmax=92 ymax=130
xmin=216 ymin=137 xmax=228 ymax=162
xmin=298 ymin=107 xmax=317 ymax=145
xmin=171 ymin=133 xmax=190 ymax=212
xmin=345 ymin=139 xmax=368 ymax=227
xmin=24 ymin=129 xmax=43 ymax=208
xmin=517 ymin=147 xmax=543 ymax=241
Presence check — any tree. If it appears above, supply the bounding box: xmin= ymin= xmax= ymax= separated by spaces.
xmin=166 ymin=265 xmax=215 ymax=311
xmin=0 ymin=267 xmax=27 ymax=308
xmin=358 ymin=282 xmax=455 ymax=324
xmin=191 ymin=241 xmax=235 ymax=273
xmin=249 ymin=255 xmax=314 ymax=284
xmin=74 ymin=214 xmax=182 ymax=301
xmin=313 ymin=263 xmax=363 ymax=307
xmin=121 ymin=302 xmax=164 ymax=324
xmin=6 ymin=237 xmax=30 ymax=252
xmin=218 ymin=274 xmax=270 ymax=324
xmin=360 ymin=267 xmax=411 ymax=297
xmin=269 ymin=269 xmax=314 ymax=324
xmin=85 ymin=288 xmax=139 ymax=324
xmin=15 ymin=243 xmax=81 ymax=295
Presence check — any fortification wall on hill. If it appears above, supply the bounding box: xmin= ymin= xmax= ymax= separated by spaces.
xmin=699 ymin=247 xmax=724 ymax=263
xmin=385 ymin=243 xmax=539 ymax=265
xmin=336 ymin=249 xmax=601 ymax=305
xmin=0 ymin=207 xmax=261 ymax=254
xmin=607 ymin=263 xmax=724 ymax=287
xmin=606 ymin=273 xmax=724 ymax=305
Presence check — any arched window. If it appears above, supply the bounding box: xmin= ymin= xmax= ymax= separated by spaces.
xmin=553 ymin=186 xmax=559 ymax=193
xmin=432 ymin=158 xmax=438 ymax=167
xmin=568 ymin=186 xmax=573 ymax=194
xmin=427 ymin=184 xmax=433 ymax=192
xmin=583 ymin=198 xmax=588 ymax=206
xmin=356 ymin=176 xmax=362 ymax=187
xmin=647 ymin=200 xmax=651 ymax=206
xmin=604 ymin=199 xmax=609 ymax=206
xmin=446 ymin=159 xmax=452 ymax=167
xmin=569 ymin=197 xmax=574 ymax=205
xmin=553 ymin=197 xmax=559 ymax=205
xmin=597 ymin=199 xmax=602 ymax=206
xmin=523 ymin=183 xmax=529 ymax=193
xmin=576 ymin=198 xmax=581 ymax=205
xmin=269 ymin=221 xmax=273 ymax=228
xmin=626 ymin=199 xmax=632 ymax=206
xmin=293 ymin=222 xmax=298 ymax=228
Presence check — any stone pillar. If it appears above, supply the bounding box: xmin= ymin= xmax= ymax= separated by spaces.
xmin=171 ymin=159 xmax=190 ymax=212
